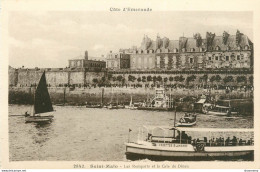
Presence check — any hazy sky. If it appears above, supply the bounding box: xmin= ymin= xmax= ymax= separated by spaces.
xmin=9 ymin=11 xmax=253 ymax=68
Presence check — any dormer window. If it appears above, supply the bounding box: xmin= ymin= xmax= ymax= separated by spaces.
xmin=215 ymin=46 xmax=220 ymax=51
xmin=182 ymin=48 xmax=186 ymax=52
xmin=156 ymin=49 xmax=161 ymax=53
xmin=173 ymin=48 xmax=178 ymax=53
xmin=244 ymin=45 xmax=249 ymax=50
xmin=199 ymin=48 xmax=204 ymax=52
xmin=237 ymin=46 xmax=241 ymax=50
xmin=190 ymin=48 xmax=195 ymax=52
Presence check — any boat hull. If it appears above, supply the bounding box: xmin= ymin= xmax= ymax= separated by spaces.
xmin=25 ymin=116 xmax=53 ymax=123
xmin=207 ymin=111 xmax=228 ymax=116
xmin=125 ymin=143 xmax=254 ymax=161
xmin=86 ymin=105 xmax=102 ymax=108
xmin=137 ymin=107 xmax=174 ymax=111
xmin=176 ymin=121 xmax=196 ymax=127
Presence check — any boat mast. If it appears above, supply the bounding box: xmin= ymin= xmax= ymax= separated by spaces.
xmin=173 ymin=105 xmax=177 ymax=138
xmin=101 ymin=88 xmax=104 ymax=106
xmin=32 ymin=70 xmax=37 ymax=116
xmin=130 ymin=95 xmax=132 ymax=106
xmin=63 ymin=87 xmax=66 ymax=106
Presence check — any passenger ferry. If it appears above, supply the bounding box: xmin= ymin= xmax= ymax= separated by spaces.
xmin=125 ymin=126 xmax=254 ymax=161
xmin=137 ymin=88 xmax=174 ymax=111
xmin=206 ymin=105 xmax=231 ymax=116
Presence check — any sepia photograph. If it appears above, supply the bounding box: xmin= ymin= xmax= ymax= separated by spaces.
xmin=1 ymin=0 xmax=260 ymax=170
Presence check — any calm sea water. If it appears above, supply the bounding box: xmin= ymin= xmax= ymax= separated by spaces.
xmin=9 ymin=105 xmax=253 ymax=161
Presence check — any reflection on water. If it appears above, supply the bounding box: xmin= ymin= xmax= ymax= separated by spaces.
xmin=9 ymin=105 xmax=253 ymax=161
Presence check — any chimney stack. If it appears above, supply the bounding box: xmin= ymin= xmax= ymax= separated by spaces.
xmin=85 ymin=50 xmax=88 ymax=60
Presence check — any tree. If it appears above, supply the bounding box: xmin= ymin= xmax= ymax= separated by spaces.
xmin=223 ymin=76 xmax=234 ymax=83
xmin=249 ymin=76 xmax=253 ymax=84
xmin=179 ymin=75 xmax=185 ymax=82
xmin=174 ymin=76 xmax=180 ymax=82
xmin=169 ymin=76 xmax=174 ymax=82
xmin=128 ymin=75 xmax=136 ymax=82
xmin=200 ymin=74 xmax=208 ymax=82
xmin=142 ymin=76 xmax=146 ymax=82
xmin=186 ymin=75 xmax=196 ymax=83
xmin=164 ymin=77 xmax=168 ymax=82
xmin=236 ymin=76 xmax=247 ymax=83
xmin=157 ymin=76 xmax=162 ymax=82
xmin=210 ymin=76 xmax=216 ymax=82
xmin=117 ymin=75 xmax=123 ymax=81
xmin=132 ymin=76 xmax=136 ymax=82
xmin=147 ymin=75 xmax=152 ymax=82
xmin=128 ymin=75 xmax=133 ymax=81
xmin=153 ymin=76 xmax=157 ymax=82
xmin=137 ymin=77 xmax=141 ymax=82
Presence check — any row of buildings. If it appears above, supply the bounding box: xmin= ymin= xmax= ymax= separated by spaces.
xmin=106 ymin=30 xmax=253 ymax=71
xmin=9 ymin=30 xmax=253 ymax=88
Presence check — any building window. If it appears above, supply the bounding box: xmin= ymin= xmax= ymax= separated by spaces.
xmin=237 ymin=55 xmax=240 ymax=60
xmin=182 ymin=48 xmax=186 ymax=52
xmin=156 ymin=56 xmax=160 ymax=67
xmin=174 ymin=48 xmax=178 ymax=53
xmin=215 ymin=56 xmax=218 ymax=60
xmin=226 ymin=56 xmax=229 ymax=61
xmin=189 ymin=58 xmax=193 ymax=63
xmin=208 ymin=56 xmax=212 ymax=61
xmin=198 ymin=56 xmax=203 ymax=63
xmin=244 ymin=45 xmax=249 ymax=50
xmin=115 ymin=55 xmax=117 ymax=58
xmin=165 ymin=56 xmax=169 ymax=64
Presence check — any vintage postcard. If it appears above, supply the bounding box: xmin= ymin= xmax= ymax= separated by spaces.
xmin=0 ymin=0 xmax=260 ymax=170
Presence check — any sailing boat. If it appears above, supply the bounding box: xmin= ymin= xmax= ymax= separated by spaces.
xmin=125 ymin=95 xmax=137 ymax=110
xmin=25 ymin=71 xmax=54 ymax=123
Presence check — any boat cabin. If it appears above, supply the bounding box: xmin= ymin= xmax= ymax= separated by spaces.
xmin=137 ymin=126 xmax=254 ymax=147
xmin=210 ymin=105 xmax=231 ymax=113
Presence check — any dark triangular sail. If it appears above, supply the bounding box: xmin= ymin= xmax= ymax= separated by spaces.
xmin=34 ymin=71 xmax=53 ymax=114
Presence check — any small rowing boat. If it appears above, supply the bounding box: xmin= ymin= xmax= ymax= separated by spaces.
xmin=176 ymin=113 xmax=197 ymax=127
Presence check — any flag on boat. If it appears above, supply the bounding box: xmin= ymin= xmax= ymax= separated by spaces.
xmin=129 ymin=128 xmax=132 ymax=132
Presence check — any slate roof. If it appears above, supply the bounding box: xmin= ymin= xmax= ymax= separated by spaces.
xmin=138 ymin=32 xmax=252 ymax=52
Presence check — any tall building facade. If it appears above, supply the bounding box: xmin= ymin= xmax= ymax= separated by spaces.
xmin=107 ymin=30 xmax=253 ymax=71
xmin=106 ymin=51 xmax=131 ymax=70
xmin=69 ymin=50 xmax=106 ymax=70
